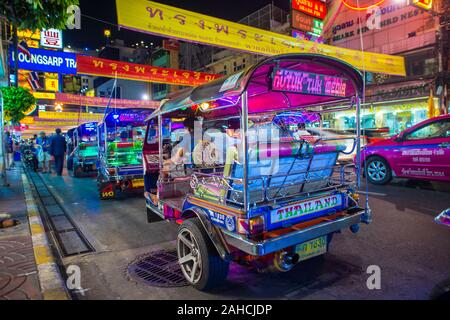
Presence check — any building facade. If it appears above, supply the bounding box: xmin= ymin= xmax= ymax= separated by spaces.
xmin=322 ymin=0 xmax=449 ymax=133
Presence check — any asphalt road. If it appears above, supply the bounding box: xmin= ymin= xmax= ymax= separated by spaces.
xmin=39 ymin=171 xmax=450 ymax=300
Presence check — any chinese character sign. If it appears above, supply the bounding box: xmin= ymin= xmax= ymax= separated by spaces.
xmin=45 ymin=78 xmax=59 ymax=92
xmin=292 ymin=0 xmax=327 ymax=20
xmin=115 ymin=0 xmax=406 ymax=76
xmin=76 ymin=55 xmax=221 ymax=86
xmin=40 ymin=29 xmax=63 ymax=49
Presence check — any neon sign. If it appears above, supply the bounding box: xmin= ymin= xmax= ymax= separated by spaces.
xmin=412 ymin=0 xmax=432 ymax=10
xmin=271 ymin=69 xmax=348 ymax=98
xmin=341 ymin=0 xmax=386 ymax=11
xmin=292 ymin=10 xmax=323 ymax=36
xmin=118 ymin=113 xmax=147 ymax=122
xmin=292 ymin=0 xmax=327 ymax=20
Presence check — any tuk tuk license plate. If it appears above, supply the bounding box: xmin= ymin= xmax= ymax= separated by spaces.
xmin=132 ymin=179 xmax=144 ymax=188
xmin=295 ymin=236 xmax=327 ymax=261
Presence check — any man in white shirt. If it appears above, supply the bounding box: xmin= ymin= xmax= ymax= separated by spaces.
xmin=293 ymin=123 xmax=311 ymax=140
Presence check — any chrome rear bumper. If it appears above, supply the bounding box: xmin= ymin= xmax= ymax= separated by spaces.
xmin=222 ymin=210 xmax=365 ymax=256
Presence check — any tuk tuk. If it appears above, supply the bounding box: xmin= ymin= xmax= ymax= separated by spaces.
xmin=97 ymin=108 xmax=153 ymax=199
xmin=67 ymin=122 xmax=98 ymax=177
xmin=66 ymin=127 xmax=77 ymax=161
xmin=143 ymin=54 xmax=372 ymax=290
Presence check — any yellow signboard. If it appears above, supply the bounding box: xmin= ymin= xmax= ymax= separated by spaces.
xmin=38 ymin=111 xmax=104 ymax=121
xmin=33 ymin=92 xmax=56 ymax=100
xmin=17 ymin=29 xmax=41 ymax=40
xmin=85 ymin=89 xmax=95 ymax=97
xmin=25 ymin=39 xmax=39 ymax=48
xmin=116 ymin=0 xmax=406 ymax=76
xmin=45 ymin=78 xmax=59 ymax=92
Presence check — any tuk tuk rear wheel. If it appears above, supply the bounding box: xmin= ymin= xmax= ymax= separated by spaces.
xmin=72 ymin=165 xmax=82 ymax=178
xmin=177 ymin=218 xmax=229 ymax=291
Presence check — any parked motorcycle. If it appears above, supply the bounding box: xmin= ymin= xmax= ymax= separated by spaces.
xmin=21 ymin=141 xmax=38 ymax=172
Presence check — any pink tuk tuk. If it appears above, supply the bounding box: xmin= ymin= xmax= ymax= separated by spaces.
xmin=143 ymin=54 xmax=372 ymax=290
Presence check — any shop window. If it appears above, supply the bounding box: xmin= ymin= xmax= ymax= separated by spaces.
xmin=405 ymin=50 xmax=437 ymax=77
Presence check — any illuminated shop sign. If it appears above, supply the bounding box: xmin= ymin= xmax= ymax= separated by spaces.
xmin=411 ymin=0 xmax=432 ymax=10
xmin=292 ymin=10 xmax=323 ymax=36
xmin=116 ymin=0 xmax=406 ymax=76
xmin=292 ymin=0 xmax=327 ymax=20
xmin=10 ymin=47 xmax=77 ymax=74
xmin=40 ymin=28 xmax=63 ymax=49
xmin=271 ymin=68 xmax=348 ymax=97
xmin=117 ymin=113 xmax=147 ymax=122
xmin=83 ymin=123 xmax=97 ymax=132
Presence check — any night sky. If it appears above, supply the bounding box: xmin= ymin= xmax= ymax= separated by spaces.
xmin=63 ymin=0 xmax=291 ymax=50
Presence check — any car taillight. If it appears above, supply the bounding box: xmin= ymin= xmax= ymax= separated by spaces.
xmin=237 ymin=216 xmax=265 ymax=235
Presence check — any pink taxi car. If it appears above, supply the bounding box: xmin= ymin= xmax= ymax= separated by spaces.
xmin=360 ymin=114 xmax=450 ymax=185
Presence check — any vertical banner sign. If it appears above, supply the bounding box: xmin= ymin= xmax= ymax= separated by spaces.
xmin=76 ymin=55 xmax=220 ymax=86
xmin=115 ymin=0 xmax=406 ymax=76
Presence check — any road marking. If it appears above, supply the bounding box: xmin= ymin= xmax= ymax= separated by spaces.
xmin=356 ymin=191 xmax=387 ymax=197
xmin=22 ymin=173 xmax=70 ymax=300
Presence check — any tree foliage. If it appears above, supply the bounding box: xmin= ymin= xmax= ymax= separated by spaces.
xmin=0 ymin=0 xmax=80 ymax=30
xmin=1 ymin=86 xmax=36 ymax=123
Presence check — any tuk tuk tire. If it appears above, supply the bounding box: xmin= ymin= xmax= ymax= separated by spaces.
xmin=146 ymin=207 xmax=163 ymax=223
xmin=365 ymin=156 xmax=392 ymax=185
xmin=177 ymin=218 xmax=229 ymax=291
xmin=73 ymin=165 xmax=82 ymax=178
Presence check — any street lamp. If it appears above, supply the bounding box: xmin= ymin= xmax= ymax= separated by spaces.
xmin=104 ymin=29 xmax=111 ymax=45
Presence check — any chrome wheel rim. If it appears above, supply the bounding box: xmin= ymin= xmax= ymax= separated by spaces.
xmin=367 ymin=161 xmax=387 ymax=182
xmin=177 ymin=228 xmax=202 ymax=284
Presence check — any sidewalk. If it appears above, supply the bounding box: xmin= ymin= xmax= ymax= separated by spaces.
xmin=0 ymin=164 xmax=43 ymax=300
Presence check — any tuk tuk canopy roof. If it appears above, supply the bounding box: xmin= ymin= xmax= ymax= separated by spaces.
xmin=101 ymin=108 xmax=155 ymax=127
xmin=76 ymin=122 xmax=98 ymax=136
xmin=66 ymin=127 xmax=76 ymax=138
xmin=150 ymin=54 xmax=364 ymax=119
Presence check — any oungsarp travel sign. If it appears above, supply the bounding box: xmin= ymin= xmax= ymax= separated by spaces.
xmin=115 ymin=0 xmax=406 ymax=76
xmin=9 ymin=47 xmax=77 ymax=74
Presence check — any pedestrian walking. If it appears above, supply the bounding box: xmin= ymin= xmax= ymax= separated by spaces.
xmin=4 ymin=132 xmax=14 ymax=169
xmin=36 ymin=131 xmax=51 ymax=173
xmin=49 ymin=128 xmax=66 ymax=176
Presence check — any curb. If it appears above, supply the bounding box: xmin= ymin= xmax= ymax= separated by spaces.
xmin=21 ymin=173 xmax=70 ymax=300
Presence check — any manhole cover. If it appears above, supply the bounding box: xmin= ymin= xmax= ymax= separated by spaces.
xmin=127 ymin=249 xmax=188 ymax=287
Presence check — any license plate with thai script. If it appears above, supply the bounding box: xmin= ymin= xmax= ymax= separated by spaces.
xmin=296 ymin=236 xmax=327 ymax=261
xmin=132 ymin=179 xmax=144 ymax=188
